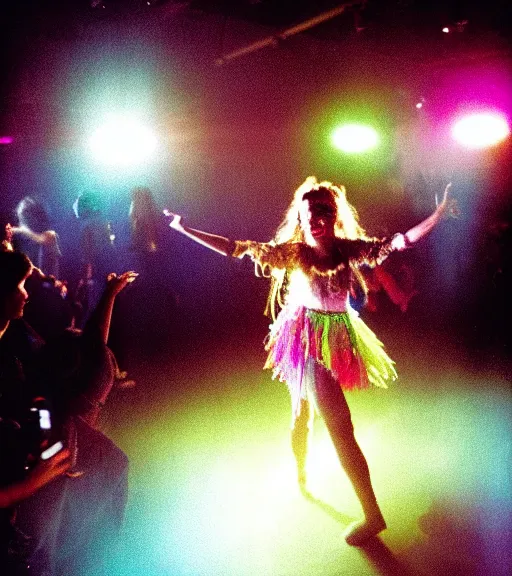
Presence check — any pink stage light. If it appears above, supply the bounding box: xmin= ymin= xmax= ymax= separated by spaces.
xmin=0 ymin=136 xmax=14 ymax=145
xmin=451 ymin=113 xmax=510 ymax=149
xmin=442 ymin=27 xmax=450 ymax=33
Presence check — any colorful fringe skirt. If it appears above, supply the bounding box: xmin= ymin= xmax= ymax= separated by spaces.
xmin=264 ymin=306 xmax=397 ymax=416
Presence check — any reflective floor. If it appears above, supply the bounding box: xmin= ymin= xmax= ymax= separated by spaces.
xmin=102 ymin=325 xmax=511 ymax=576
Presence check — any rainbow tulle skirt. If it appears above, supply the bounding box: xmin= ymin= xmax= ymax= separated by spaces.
xmin=264 ymin=306 xmax=397 ymax=415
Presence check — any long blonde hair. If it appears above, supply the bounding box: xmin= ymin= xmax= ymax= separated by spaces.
xmin=265 ymin=177 xmax=369 ymax=318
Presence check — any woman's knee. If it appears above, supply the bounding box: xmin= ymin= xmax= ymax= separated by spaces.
xmin=315 ymin=382 xmax=353 ymax=425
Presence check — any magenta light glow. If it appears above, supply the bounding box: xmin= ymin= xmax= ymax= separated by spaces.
xmin=0 ymin=136 xmax=14 ymax=145
xmin=451 ymin=113 xmax=510 ymax=149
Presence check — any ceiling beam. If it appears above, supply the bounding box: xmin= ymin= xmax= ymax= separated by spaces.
xmin=215 ymin=1 xmax=363 ymax=65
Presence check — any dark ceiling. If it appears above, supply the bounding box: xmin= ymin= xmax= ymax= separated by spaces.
xmin=190 ymin=0 xmax=510 ymax=32
xmin=0 ymin=1 xmax=510 ymax=133
xmin=1 ymin=1 xmax=510 ymax=43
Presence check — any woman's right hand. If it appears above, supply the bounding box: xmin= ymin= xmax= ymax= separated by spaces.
xmin=8 ymin=224 xmax=24 ymax=235
xmin=105 ymin=271 xmax=139 ymax=296
xmin=161 ymin=211 xmax=232 ymax=256
xmin=0 ymin=449 xmax=71 ymax=508
xmin=163 ymin=210 xmax=184 ymax=232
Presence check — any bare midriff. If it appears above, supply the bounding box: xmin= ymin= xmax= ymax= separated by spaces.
xmin=286 ymin=270 xmax=350 ymax=312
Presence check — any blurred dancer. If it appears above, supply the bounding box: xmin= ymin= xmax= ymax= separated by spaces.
xmin=12 ymin=197 xmax=61 ymax=278
xmin=126 ymin=187 xmax=177 ymax=359
xmin=73 ymin=192 xmax=116 ymax=323
xmin=129 ymin=187 xmax=160 ymax=258
xmin=10 ymin=199 xmax=71 ymax=340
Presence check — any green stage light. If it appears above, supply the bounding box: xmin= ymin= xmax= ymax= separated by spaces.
xmin=331 ymin=124 xmax=379 ymax=153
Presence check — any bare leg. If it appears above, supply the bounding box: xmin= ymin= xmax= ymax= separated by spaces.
xmin=310 ymin=360 xmax=386 ymax=545
xmin=291 ymin=398 xmax=313 ymax=489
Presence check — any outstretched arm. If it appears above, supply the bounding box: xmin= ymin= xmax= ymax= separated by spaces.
xmin=11 ymin=226 xmax=60 ymax=248
xmin=164 ymin=211 xmax=232 ymax=256
xmin=164 ymin=211 xmax=298 ymax=271
xmin=86 ymin=271 xmax=138 ymax=344
xmin=403 ymin=183 xmax=457 ymax=247
xmin=390 ymin=183 xmax=457 ymax=251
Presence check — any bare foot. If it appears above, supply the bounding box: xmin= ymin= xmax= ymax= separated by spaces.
xmin=344 ymin=517 xmax=387 ymax=546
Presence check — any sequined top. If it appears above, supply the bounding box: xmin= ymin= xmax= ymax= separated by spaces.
xmin=232 ymin=236 xmax=400 ymax=312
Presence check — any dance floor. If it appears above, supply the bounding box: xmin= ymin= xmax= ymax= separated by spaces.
xmin=102 ymin=323 xmax=511 ymax=576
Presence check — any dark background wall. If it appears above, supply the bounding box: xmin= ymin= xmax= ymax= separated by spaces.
xmin=0 ymin=1 xmax=510 ymax=370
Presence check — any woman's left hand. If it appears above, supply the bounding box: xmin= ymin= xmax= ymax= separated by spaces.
xmin=436 ymin=183 xmax=460 ymax=219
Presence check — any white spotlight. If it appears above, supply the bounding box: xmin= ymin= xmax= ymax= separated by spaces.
xmin=88 ymin=115 xmax=158 ymax=167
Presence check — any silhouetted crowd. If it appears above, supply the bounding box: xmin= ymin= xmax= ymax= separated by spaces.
xmin=0 ymin=188 xmax=165 ymax=575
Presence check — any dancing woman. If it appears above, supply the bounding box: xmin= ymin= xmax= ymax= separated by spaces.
xmin=166 ymin=177 xmax=455 ymax=546
xmin=11 ymin=197 xmax=62 ymax=278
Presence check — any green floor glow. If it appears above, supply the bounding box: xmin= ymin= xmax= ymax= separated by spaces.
xmin=101 ymin=342 xmax=511 ymax=576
